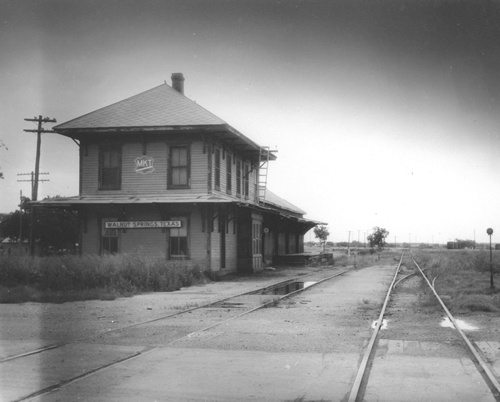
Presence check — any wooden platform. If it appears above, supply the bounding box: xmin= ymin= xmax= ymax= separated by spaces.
xmin=272 ymin=253 xmax=334 ymax=266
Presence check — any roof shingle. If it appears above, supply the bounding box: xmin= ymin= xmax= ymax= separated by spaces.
xmin=54 ymin=84 xmax=226 ymax=130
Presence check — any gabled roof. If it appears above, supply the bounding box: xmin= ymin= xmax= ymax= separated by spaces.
xmin=53 ymin=82 xmax=276 ymax=160
xmin=54 ymin=84 xmax=226 ymax=130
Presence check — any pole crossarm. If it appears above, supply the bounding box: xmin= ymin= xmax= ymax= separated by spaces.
xmin=24 ymin=117 xmax=57 ymax=123
xmin=23 ymin=129 xmax=56 ymax=133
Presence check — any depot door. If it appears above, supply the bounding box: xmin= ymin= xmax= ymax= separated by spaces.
xmin=252 ymin=219 xmax=262 ymax=270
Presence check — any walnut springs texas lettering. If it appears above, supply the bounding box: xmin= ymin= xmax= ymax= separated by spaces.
xmin=105 ymin=221 xmax=182 ymax=229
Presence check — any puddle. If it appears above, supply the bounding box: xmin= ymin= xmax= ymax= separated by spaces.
xmin=260 ymin=281 xmax=317 ymax=295
xmin=440 ymin=317 xmax=478 ymax=330
xmin=371 ymin=319 xmax=388 ymax=329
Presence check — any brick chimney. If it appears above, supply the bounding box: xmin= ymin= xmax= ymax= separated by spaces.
xmin=171 ymin=73 xmax=185 ymax=94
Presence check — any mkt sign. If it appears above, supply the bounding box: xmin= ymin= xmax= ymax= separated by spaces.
xmin=105 ymin=221 xmax=181 ymax=229
xmin=135 ymin=156 xmax=155 ymax=174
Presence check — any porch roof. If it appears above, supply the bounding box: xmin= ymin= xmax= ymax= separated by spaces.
xmin=32 ymin=193 xmax=237 ymax=207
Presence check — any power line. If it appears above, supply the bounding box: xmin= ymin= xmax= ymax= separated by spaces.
xmin=17 ymin=172 xmax=50 ymax=199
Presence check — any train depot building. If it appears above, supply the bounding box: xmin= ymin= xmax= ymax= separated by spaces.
xmin=37 ymin=74 xmax=323 ymax=275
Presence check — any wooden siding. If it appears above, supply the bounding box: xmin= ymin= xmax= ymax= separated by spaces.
xmin=210 ymin=219 xmax=220 ymax=272
xmin=263 ymin=230 xmax=274 ymax=265
xmin=81 ymin=140 xmax=207 ymax=195
xmin=225 ymin=210 xmax=238 ymax=272
xmin=276 ymin=232 xmax=287 ymax=255
xmin=80 ymin=205 xmax=211 ymax=265
xmin=209 ymin=146 xmax=258 ymax=203
xmin=81 ymin=213 xmax=100 ymax=255
xmin=81 ymin=143 xmax=99 ymax=194
xmin=120 ymin=206 xmax=166 ymax=257
xmin=189 ymin=208 xmax=208 ymax=264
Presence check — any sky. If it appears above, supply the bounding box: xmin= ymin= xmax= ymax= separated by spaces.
xmin=1 ymin=0 xmax=500 ymax=245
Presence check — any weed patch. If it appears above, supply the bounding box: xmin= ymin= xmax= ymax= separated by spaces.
xmin=411 ymin=249 xmax=500 ymax=313
xmin=0 ymin=254 xmax=209 ymax=303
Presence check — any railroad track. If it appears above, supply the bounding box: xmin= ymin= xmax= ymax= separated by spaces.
xmin=3 ymin=266 xmax=351 ymax=402
xmin=347 ymin=251 xmax=500 ymax=402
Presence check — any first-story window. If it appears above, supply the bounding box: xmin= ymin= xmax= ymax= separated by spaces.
xmin=101 ymin=218 xmax=119 ymax=254
xmin=169 ymin=216 xmax=188 ymax=258
xmin=99 ymin=145 xmax=121 ymax=190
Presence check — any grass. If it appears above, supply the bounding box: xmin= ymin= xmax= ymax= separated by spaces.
xmin=0 ymin=254 xmax=209 ymax=303
xmin=172 ymin=301 xmax=203 ymax=310
xmin=329 ymin=248 xmax=400 ymax=269
xmin=411 ymin=249 xmax=500 ymax=313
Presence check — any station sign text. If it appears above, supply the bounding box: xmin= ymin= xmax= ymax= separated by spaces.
xmin=105 ymin=221 xmax=181 ymax=229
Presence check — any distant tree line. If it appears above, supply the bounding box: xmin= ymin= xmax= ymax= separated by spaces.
xmin=0 ymin=196 xmax=78 ymax=255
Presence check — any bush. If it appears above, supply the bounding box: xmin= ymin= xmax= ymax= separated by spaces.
xmin=0 ymin=254 xmax=208 ymax=303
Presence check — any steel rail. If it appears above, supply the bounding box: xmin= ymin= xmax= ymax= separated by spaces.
xmin=347 ymin=251 xmax=405 ymax=402
xmin=393 ymin=268 xmax=428 ymax=289
xmin=410 ymin=254 xmax=500 ymax=397
xmin=0 ymin=344 xmax=61 ymax=363
xmin=10 ymin=267 xmax=352 ymax=402
xmin=18 ymin=348 xmax=158 ymax=402
xmin=0 ymin=266 xmax=334 ymax=363
xmin=169 ymin=268 xmax=352 ymax=345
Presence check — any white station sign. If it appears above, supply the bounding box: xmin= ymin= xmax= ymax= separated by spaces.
xmin=105 ymin=221 xmax=181 ymax=229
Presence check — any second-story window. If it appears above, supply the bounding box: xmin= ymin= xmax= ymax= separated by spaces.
xmin=214 ymin=147 xmax=221 ymax=190
xmin=244 ymin=163 xmax=250 ymax=198
xmin=99 ymin=145 xmax=121 ymax=190
xmin=236 ymin=158 xmax=242 ymax=196
xmin=226 ymin=154 xmax=232 ymax=194
xmin=169 ymin=145 xmax=190 ymax=188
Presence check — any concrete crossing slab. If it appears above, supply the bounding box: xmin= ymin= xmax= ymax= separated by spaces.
xmin=364 ymin=339 xmax=496 ymax=402
xmin=476 ymin=341 xmax=500 ymax=377
xmin=1 ymin=343 xmax=148 ymax=401
xmin=30 ymin=347 xmax=360 ymax=402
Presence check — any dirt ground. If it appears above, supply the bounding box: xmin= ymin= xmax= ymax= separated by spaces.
xmin=2 ymin=259 xmax=500 ymax=401
xmin=0 ymin=265 xmax=341 ymax=349
xmin=1 ymin=261 xmax=499 ymax=352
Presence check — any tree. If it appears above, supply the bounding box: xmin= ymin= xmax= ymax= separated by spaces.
xmin=367 ymin=227 xmax=389 ymax=250
xmin=0 ymin=196 xmax=31 ymax=241
xmin=314 ymin=225 xmax=330 ymax=253
xmin=0 ymin=196 xmax=79 ymax=254
xmin=0 ymin=210 xmax=31 ymax=241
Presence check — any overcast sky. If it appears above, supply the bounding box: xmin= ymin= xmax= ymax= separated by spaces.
xmin=1 ymin=0 xmax=499 ymax=244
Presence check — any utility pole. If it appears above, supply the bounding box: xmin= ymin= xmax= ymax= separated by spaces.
xmin=23 ymin=115 xmax=57 ymax=256
xmin=347 ymin=231 xmax=351 ymax=256
xmin=19 ymin=191 xmax=23 ymax=254
xmin=487 ymin=228 xmax=494 ymax=289
xmin=23 ymin=116 xmax=56 ymax=201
